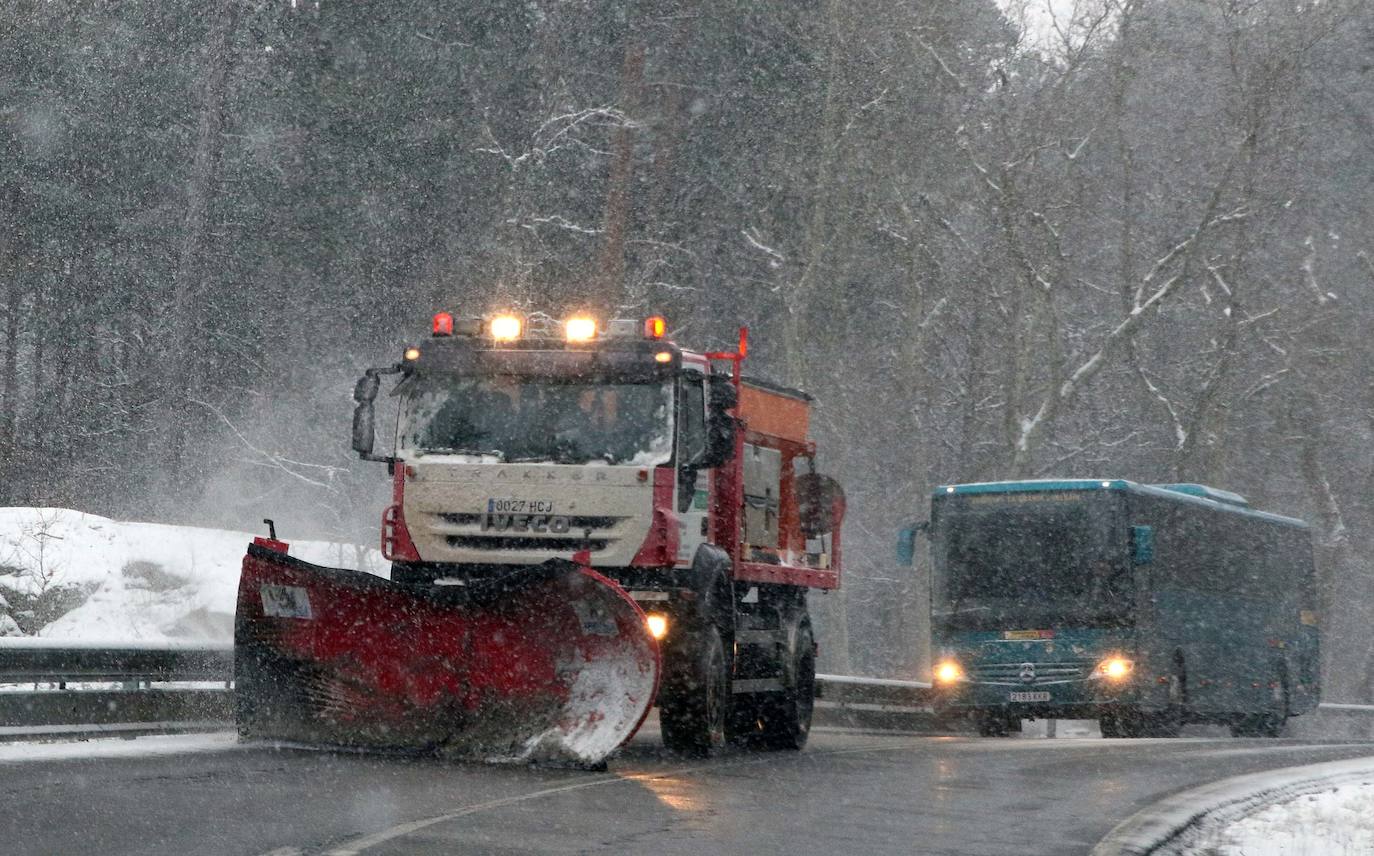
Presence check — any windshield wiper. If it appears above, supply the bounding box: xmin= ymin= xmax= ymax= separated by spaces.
xmin=931 ymin=605 xmax=992 ymax=618
xmin=419 ymin=447 xmax=505 ymax=459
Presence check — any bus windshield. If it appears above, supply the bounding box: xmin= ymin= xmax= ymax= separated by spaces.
xmin=398 ymin=375 xmax=674 ymax=466
xmin=932 ymin=498 xmax=1131 ymax=630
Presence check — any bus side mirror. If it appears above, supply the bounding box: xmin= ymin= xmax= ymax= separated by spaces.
xmin=1132 ymin=525 xmax=1155 ymax=564
xmin=896 ymin=521 xmax=928 ymax=567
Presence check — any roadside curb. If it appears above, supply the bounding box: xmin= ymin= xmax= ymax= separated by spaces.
xmin=1090 ymin=753 xmax=1374 ymax=855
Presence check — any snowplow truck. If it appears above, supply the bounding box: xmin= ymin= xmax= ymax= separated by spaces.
xmin=234 ymin=311 xmax=844 ymax=763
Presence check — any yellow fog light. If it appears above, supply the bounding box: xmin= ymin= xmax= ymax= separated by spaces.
xmin=645 ymin=613 xmax=668 ymax=640
xmin=934 ymin=661 xmax=963 ymax=684
xmin=1098 ymin=657 xmax=1134 ymax=680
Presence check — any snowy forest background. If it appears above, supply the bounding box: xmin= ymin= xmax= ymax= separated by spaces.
xmin=3 ymin=0 xmax=1374 ymax=696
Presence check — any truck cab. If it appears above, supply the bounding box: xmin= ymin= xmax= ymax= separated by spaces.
xmin=351 ymin=311 xmax=844 ymax=754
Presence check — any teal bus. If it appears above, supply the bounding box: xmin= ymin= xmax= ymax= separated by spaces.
xmin=900 ymin=480 xmax=1320 ymax=738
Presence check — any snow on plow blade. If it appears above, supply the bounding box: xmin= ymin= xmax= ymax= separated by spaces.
xmin=234 ymin=542 xmax=659 ymax=766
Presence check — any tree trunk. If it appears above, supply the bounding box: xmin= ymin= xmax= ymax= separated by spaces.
xmin=162 ymin=0 xmax=241 ymax=488
xmin=594 ymin=41 xmax=645 ymax=310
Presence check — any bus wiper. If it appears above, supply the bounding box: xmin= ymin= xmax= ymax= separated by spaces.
xmin=931 ymin=605 xmax=992 ymax=618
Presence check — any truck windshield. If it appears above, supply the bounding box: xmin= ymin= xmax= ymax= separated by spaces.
xmin=932 ymin=498 xmax=1131 ymax=630
xmin=398 ymin=375 xmax=674 ymax=466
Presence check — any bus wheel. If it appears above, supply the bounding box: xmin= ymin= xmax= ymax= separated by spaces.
xmin=1232 ymin=675 xmax=1289 ymax=738
xmin=975 ymin=711 xmax=1017 ymax=737
xmin=1099 ymin=708 xmax=1143 ymax=736
xmin=1101 ymin=710 xmax=1174 ymax=738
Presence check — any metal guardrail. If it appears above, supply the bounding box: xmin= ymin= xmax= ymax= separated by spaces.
xmin=815 ymin=673 xmax=933 ymax=709
xmin=0 ymin=639 xmax=234 ymax=683
xmin=1317 ymin=702 xmax=1374 ymax=714
xmin=1 ymin=642 xmax=1370 ymax=740
xmin=0 ymin=641 xmax=235 ymax=738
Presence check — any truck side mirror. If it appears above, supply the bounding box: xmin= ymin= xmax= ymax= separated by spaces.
xmin=707 ymin=374 xmax=737 ymax=411
xmin=354 ymin=371 xmax=381 ymax=403
xmin=352 ymin=401 xmax=376 ymax=455
xmin=1132 ymin=525 xmax=1155 ymax=564
xmin=700 ymin=374 xmax=739 ymax=468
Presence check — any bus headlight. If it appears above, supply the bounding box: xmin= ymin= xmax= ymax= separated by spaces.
xmin=934 ymin=660 xmax=963 ymax=684
xmin=645 ymin=613 xmax=668 ymax=640
xmin=1096 ymin=657 xmax=1134 ymax=681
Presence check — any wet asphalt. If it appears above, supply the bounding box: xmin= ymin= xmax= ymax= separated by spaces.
xmin=3 ymin=718 xmax=1373 ymax=856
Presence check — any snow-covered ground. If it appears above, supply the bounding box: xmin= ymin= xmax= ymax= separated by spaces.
xmin=0 ymin=731 xmax=240 ymax=764
xmin=1208 ymin=781 xmax=1374 ymax=855
xmin=0 ymin=507 xmax=385 ymax=643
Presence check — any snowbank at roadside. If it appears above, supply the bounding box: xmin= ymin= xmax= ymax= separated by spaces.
xmin=1208 ymin=780 xmax=1374 ymax=855
xmin=1093 ymin=755 xmax=1374 ymax=856
xmin=0 ymin=507 xmax=385 ymax=643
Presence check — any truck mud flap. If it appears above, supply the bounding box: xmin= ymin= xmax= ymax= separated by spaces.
xmin=234 ymin=543 xmax=659 ymax=766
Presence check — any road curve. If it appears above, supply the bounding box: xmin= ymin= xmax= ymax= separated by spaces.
xmin=1 ymin=721 xmax=1371 ymax=856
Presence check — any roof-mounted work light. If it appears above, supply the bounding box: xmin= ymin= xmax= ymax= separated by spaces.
xmin=488 ymin=314 xmax=523 ymax=342
xmin=565 ymin=316 xmax=597 ymax=343
xmin=432 ymin=312 xmax=454 ymax=337
xmin=644 ymin=316 xmax=667 ymax=339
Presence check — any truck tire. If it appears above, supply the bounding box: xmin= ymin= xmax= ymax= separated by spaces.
xmin=975 ymin=711 xmax=1018 ymax=737
xmin=660 ymin=622 xmax=729 ymax=756
xmin=754 ymin=617 xmax=816 ymax=751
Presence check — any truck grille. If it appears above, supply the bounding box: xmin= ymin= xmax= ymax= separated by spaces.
xmin=424 ymin=512 xmax=628 ymax=554
xmin=970 ymin=661 xmax=1089 ymax=686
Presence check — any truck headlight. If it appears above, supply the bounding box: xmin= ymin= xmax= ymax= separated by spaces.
xmin=645 ymin=613 xmax=668 ymax=640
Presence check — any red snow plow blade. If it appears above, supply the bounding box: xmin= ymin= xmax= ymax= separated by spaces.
xmin=233 ymin=542 xmax=659 ymax=766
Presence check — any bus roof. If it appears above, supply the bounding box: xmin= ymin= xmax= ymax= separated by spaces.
xmin=932 ymin=479 xmax=1309 ymax=529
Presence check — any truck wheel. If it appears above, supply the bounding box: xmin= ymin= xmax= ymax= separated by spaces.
xmin=660 ymin=622 xmax=729 ymax=756
xmin=755 ymin=618 xmax=816 ymax=751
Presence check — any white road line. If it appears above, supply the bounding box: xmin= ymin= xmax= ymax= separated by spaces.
xmin=324 ymin=742 xmax=935 ymax=855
